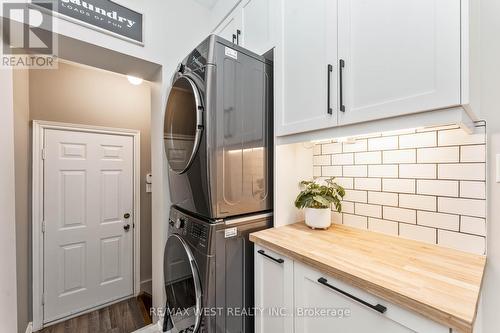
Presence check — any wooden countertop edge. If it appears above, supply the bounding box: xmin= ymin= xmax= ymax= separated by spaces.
xmin=250 ymin=234 xmax=483 ymax=333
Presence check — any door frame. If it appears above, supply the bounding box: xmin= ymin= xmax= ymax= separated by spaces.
xmin=32 ymin=120 xmax=141 ymax=331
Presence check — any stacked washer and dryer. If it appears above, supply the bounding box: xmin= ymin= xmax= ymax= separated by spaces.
xmin=162 ymin=35 xmax=273 ymax=333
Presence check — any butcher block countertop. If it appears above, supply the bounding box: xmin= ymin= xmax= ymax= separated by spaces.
xmin=249 ymin=222 xmax=486 ymax=333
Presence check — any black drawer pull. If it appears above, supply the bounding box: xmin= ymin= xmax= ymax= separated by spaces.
xmin=327 ymin=64 xmax=333 ymax=115
xmin=258 ymin=250 xmax=284 ymax=264
xmin=339 ymin=59 xmax=346 ymax=112
xmin=232 ymin=34 xmax=237 ymax=44
xmin=318 ymin=277 xmax=387 ymax=314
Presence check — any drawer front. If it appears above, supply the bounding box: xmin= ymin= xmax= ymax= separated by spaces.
xmin=294 ymin=262 xmax=449 ymax=333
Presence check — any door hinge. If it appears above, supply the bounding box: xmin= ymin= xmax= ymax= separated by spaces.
xmin=42 ymin=220 xmax=46 ymax=233
xmin=41 ymin=293 xmax=45 ymax=306
xmin=41 ymin=148 xmax=47 ymax=160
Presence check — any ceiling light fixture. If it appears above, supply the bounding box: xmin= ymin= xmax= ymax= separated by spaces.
xmin=127 ymin=75 xmax=143 ymax=85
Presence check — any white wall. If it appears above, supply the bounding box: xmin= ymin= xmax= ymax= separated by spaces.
xmin=479 ymin=0 xmax=500 ymax=331
xmin=0 ymin=68 xmax=19 ymax=333
xmin=2 ymin=0 xmax=212 ymax=329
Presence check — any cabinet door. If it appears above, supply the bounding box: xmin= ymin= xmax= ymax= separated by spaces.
xmin=338 ymin=0 xmax=461 ymax=126
xmin=215 ymin=10 xmax=242 ymax=44
xmin=255 ymin=245 xmax=294 ymax=333
xmin=240 ymin=0 xmax=275 ymax=55
xmin=276 ymin=0 xmax=338 ymax=136
xmin=294 ymin=263 xmax=439 ymax=333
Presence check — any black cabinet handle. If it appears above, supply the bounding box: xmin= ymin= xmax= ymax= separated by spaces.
xmin=236 ymin=29 xmax=241 ymax=45
xmin=317 ymin=277 xmax=387 ymax=314
xmin=232 ymin=34 xmax=237 ymax=44
xmin=327 ymin=64 xmax=333 ymax=115
xmin=339 ymin=59 xmax=346 ymax=112
xmin=257 ymin=250 xmax=284 ymax=264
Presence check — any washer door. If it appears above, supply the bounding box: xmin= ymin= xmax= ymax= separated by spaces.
xmin=164 ymin=76 xmax=204 ymax=174
xmin=164 ymin=234 xmax=202 ymax=332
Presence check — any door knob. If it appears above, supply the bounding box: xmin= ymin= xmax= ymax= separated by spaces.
xmin=124 ymin=213 xmax=130 ymax=219
xmin=124 ymin=224 xmax=131 ymax=231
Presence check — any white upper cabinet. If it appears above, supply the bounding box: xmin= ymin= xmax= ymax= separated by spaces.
xmin=240 ymin=0 xmax=275 ymax=55
xmin=275 ymin=0 xmax=339 ymax=136
xmin=337 ymin=0 xmax=461 ymax=126
xmin=213 ymin=0 xmax=276 ymax=55
xmin=274 ymin=0 xmax=472 ymax=137
xmin=215 ymin=9 xmax=242 ymax=44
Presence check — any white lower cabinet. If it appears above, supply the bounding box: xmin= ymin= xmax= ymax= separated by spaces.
xmin=254 ymin=245 xmax=294 ymax=333
xmin=255 ymin=245 xmax=450 ymax=333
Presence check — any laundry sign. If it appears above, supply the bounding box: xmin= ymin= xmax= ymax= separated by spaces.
xmin=32 ymin=0 xmax=144 ymax=44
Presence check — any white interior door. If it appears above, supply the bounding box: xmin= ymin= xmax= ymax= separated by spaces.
xmin=43 ymin=128 xmax=134 ymax=323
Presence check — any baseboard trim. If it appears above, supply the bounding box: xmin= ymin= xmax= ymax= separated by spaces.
xmin=140 ymin=278 xmax=152 ymax=295
xmin=25 ymin=322 xmax=33 ymax=333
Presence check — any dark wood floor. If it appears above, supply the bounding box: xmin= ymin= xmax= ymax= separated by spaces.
xmin=38 ymin=295 xmax=152 ymax=333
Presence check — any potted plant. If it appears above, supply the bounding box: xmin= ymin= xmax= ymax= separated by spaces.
xmin=294 ymin=177 xmax=345 ymax=229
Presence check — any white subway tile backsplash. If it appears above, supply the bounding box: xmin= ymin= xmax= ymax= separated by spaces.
xmin=417 ymin=147 xmax=459 ymax=163
xmin=332 ymin=153 xmax=354 ymax=165
xmin=355 ymin=178 xmax=382 ymax=191
xmin=438 ymin=197 xmax=486 ymax=218
xmin=313 ymin=144 xmax=322 ymax=155
xmin=332 ymin=211 xmax=343 ymax=225
xmin=313 ymin=166 xmax=322 ymax=177
xmin=343 ymin=165 xmax=368 ymax=177
xmin=343 ymin=214 xmax=368 ymax=229
xmin=438 ymin=128 xmax=485 ymax=146
xmin=461 ymin=145 xmax=486 ymax=163
xmin=322 ymin=142 xmax=342 ymax=154
xmin=417 ymin=180 xmax=459 ymax=197
xmin=355 ymin=151 xmax=382 ymax=165
xmin=313 ymin=155 xmax=330 ymax=166
xmin=343 ymin=190 xmax=368 ymax=203
xmin=399 ymin=132 xmax=437 ymax=149
xmin=438 ymin=230 xmax=485 ymax=254
xmin=341 ymin=201 xmax=355 ymax=214
xmin=343 ymin=139 xmax=367 ymax=153
xmin=368 ymin=191 xmax=398 ymax=206
xmin=383 ymin=150 xmax=416 ymax=164
xmin=383 ymin=206 xmax=417 ymax=224
xmin=417 ymin=211 xmax=459 ymax=231
xmin=368 ymin=136 xmax=398 ymax=151
xmin=312 ymin=124 xmax=486 ymax=254
xmin=461 ymin=216 xmax=486 ymax=236
xmin=322 ymin=165 xmax=343 ymax=177
xmin=460 ymin=181 xmax=486 ymax=199
xmin=399 ymin=224 xmax=436 ymax=244
xmin=399 ymin=194 xmax=436 ymax=211
xmin=355 ymin=203 xmax=382 ymax=218
xmin=368 ymin=218 xmax=399 ymax=236
xmin=400 ymin=164 xmax=436 ymax=179
xmin=382 ymin=179 xmax=415 ymax=194
xmin=335 ymin=177 xmax=354 ymax=190
xmin=438 ymin=164 xmax=485 ymax=181
xmin=368 ymin=165 xmax=398 ymax=178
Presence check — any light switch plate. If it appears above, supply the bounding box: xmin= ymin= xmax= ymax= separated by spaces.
xmin=497 ymin=154 xmax=500 ymax=183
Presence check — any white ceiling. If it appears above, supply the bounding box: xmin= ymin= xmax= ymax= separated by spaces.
xmin=193 ymin=0 xmax=219 ymax=9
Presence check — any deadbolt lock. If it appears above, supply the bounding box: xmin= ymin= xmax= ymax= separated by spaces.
xmin=124 ymin=213 xmax=130 ymax=219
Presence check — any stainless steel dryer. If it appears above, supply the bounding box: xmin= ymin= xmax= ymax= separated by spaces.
xmin=164 ymin=35 xmax=273 ymax=219
xmin=163 ymin=206 xmax=272 ymax=333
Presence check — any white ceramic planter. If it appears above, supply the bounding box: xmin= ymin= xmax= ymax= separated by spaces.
xmin=304 ymin=207 xmax=331 ymax=229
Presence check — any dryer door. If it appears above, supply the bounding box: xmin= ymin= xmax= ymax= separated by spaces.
xmin=164 ymin=76 xmax=204 ymax=174
xmin=163 ymin=234 xmax=202 ymax=332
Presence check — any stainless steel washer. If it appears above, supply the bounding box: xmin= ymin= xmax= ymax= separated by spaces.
xmin=163 ymin=206 xmax=272 ymax=333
